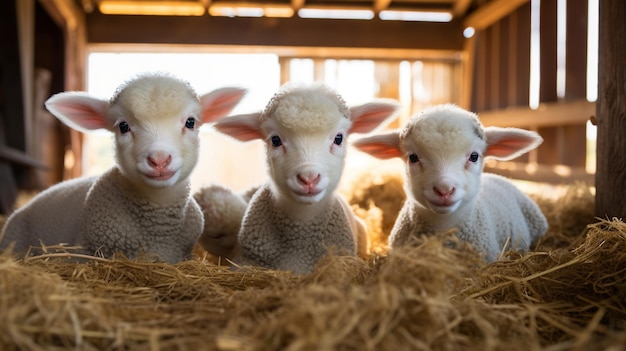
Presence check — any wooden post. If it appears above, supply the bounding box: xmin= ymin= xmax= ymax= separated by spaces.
xmin=595 ymin=0 xmax=626 ymax=218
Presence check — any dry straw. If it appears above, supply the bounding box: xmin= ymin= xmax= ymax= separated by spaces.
xmin=1 ymin=180 xmax=625 ymax=350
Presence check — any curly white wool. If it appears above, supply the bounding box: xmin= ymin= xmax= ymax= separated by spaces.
xmin=0 ymin=73 xmax=246 ymax=263
xmin=204 ymin=82 xmax=400 ymax=273
xmin=353 ymin=103 xmax=548 ymax=262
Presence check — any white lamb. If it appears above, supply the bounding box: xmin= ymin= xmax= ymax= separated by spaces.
xmin=210 ymin=83 xmax=400 ymax=273
xmin=353 ymin=103 xmax=548 ymax=262
xmin=0 ymin=73 xmax=246 ymax=264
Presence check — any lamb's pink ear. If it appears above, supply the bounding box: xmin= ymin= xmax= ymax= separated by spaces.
xmin=348 ymin=100 xmax=401 ymax=134
xmin=199 ymin=87 xmax=247 ymax=123
xmin=213 ymin=113 xmax=263 ymax=142
xmin=352 ymin=132 xmax=403 ymax=159
xmin=44 ymin=92 xmax=110 ymax=133
xmin=484 ymin=127 xmax=543 ymax=160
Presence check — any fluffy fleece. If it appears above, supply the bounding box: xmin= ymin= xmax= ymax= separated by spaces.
xmin=0 ymin=73 xmax=246 ymax=263
xmin=209 ymin=83 xmax=400 ymax=273
xmin=353 ymin=103 xmax=548 ymax=261
xmin=193 ymin=185 xmax=248 ymax=258
xmin=233 ymin=183 xmax=357 ymax=272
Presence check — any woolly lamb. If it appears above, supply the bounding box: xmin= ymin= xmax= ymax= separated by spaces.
xmin=211 ymin=83 xmax=400 ymax=273
xmin=353 ymin=104 xmax=548 ymax=262
xmin=193 ymin=184 xmax=249 ymax=259
xmin=0 ymin=73 xmax=246 ymax=263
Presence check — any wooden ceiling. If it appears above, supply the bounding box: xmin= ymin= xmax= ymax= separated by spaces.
xmin=80 ymin=0 xmax=474 ymax=19
xmin=61 ymin=0 xmax=529 ymax=54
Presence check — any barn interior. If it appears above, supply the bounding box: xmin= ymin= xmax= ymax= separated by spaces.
xmin=1 ymin=0 xmax=625 ymax=350
xmin=0 ymin=0 xmax=598 ymax=204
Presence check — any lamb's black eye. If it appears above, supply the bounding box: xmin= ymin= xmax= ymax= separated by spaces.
xmin=469 ymin=152 xmax=480 ymax=162
xmin=118 ymin=121 xmax=130 ymax=134
xmin=271 ymin=135 xmax=282 ymax=147
xmin=334 ymin=133 xmax=343 ymax=145
xmin=408 ymin=153 xmax=419 ymax=163
xmin=185 ymin=117 xmax=196 ymax=129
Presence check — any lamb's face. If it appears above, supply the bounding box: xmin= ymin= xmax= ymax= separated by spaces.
xmin=401 ymin=108 xmax=486 ymax=215
xmin=262 ymin=93 xmax=350 ymax=204
xmin=109 ymin=79 xmax=202 ymax=188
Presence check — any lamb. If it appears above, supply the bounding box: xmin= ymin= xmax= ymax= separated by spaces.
xmin=193 ymin=184 xmax=249 ymax=259
xmin=209 ymin=82 xmax=400 ymax=273
xmin=352 ymin=103 xmax=548 ymax=262
xmin=0 ymin=73 xmax=246 ymax=264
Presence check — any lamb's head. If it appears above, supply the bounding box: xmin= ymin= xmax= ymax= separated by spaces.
xmin=45 ymin=73 xmax=246 ymax=191
xmin=353 ymin=104 xmax=543 ymax=215
xmin=214 ymin=83 xmax=400 ymax=207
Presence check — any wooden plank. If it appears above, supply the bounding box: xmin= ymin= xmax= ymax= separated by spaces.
xmin=17 ymin=0 xmax=35 ymax=156
xmin=0 ymin=163 xmax=18 ymax=214
xmin=39 ymin=0 xmax=88 ymax=91
xmin=484 ymin=161 xmax=594 ymax=184
xmin=536 ymin=127 xmax=560 ymax=165
xmin=459 ymin=35 xmax=475 ymax=109
xmin=464 ymin=0 xmax=529 ymax=31
xmin=506 ymin=11 xmax=518 ymax=106
xmin=38 ymin=0 xmax=83 ymax=30
xmin=0 ymin=146 xmax=48 ymax=169
xmin=291 ymin=0 xmax=305 ymax=11
xmin=40 ymin=0 xmax=88 ymax=180
xmin=561 ymin=124 xmax=587 ymax=168
xmin=513 ymin=2 xmax=530 ymax=107
xmin=476 ymin=99 xmax=594 ymax=128
xmin=373 ymin=0 xmax=392 ymax=13
xmin=471 ymin=32 xmax=487 ymax=112
xmin=565 ymin=0 xmax=587 ymax=100
xmin=279 ymin=57 xmax=291 ymax=84
xmin=489 ymin=21 xmax=501 ymax=110
xmin=595 ymin=0 xmax=626 ymax=218
xmin=0 ymin=0 xmax=26 ymax=154
xmin=496 ymin=16 xmax=509 ymax=110
xmin=375 ymin=61 xmax=401 ymax=128
xmin=85 ymin=12 xmax=465 ymax=50
xmin=453 ymin=0 xmax=472 ymax=18
xmin=539 ymin=0 xmax=557 ymax=102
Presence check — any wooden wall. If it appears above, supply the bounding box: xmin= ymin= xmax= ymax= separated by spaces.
xmin=0 ymin=0 xmax=85 ymax=214
xmin=469 ymin=0 xmax=595 ymax=184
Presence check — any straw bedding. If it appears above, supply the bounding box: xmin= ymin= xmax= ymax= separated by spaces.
xmin=1 ymin=175 xmax=625 ymax=351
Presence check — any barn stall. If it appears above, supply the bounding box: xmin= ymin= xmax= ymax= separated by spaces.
xmin=1 ymin=0 xmax=625 ymax=349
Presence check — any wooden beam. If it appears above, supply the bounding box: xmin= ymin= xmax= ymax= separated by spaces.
xmin=17 ymin=0 xmax=35 ymax=156
xmin=39 ymin=0 xmax=88 ymax=179
xmin=453 ymin=0 xmax=472 ymax=18
xmin=291 ymin=0 xmax=305 ymax=11
xmin=39 ymin=0 xmax=88 ymax=91
xmin=485 ymin=161 xmax=594 ymax=184
xmin=595 ymin=0 xmax=626 ymax=218
xmin=0 ymin=146 xmax=48 ymax=169
xmin=38 ymin=0 xmax=83 ymax=30
xmin=464 ymin=0 xmax=528 ymax=31
xmin=374 ymin=0 xmax=392 ymax=13
xmin=85 ymin=12 xmax=465 ymax=51
xmin=476 ymin=100 xmax=595 ymax=128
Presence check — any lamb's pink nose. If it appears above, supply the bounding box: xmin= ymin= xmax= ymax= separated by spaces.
xmin=434 ymin=185 xmax=455 ymax=198
xmin=148 ymin=154 xmax=172 ymax=170
xmin=297 ymin=173 xmax=321 ymax=187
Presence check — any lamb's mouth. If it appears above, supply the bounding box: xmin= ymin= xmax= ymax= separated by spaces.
xmin=143 ymin=170 xmax=177 ymax=181
xmin=293 ymin=188 xmax=323 ymax=197
xmin=427 ymin=199 xmax=460 ymax=214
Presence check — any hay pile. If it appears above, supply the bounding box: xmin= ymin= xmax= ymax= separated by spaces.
xmin=2 ymin=178 xmax=626 ymax=350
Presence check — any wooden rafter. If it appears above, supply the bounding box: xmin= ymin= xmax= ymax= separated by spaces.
xmin=453 ymin=0 xmax=472 ymax=18
xmin=463 ymin=0 xmax=529 ymax=30
xmin=476 ymin=100 xmax=595 ymax=128
xmin=373 ymin=0 xmax=392 ymax=13
xmin=291 ymin=0 xmax=305 ymax=11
